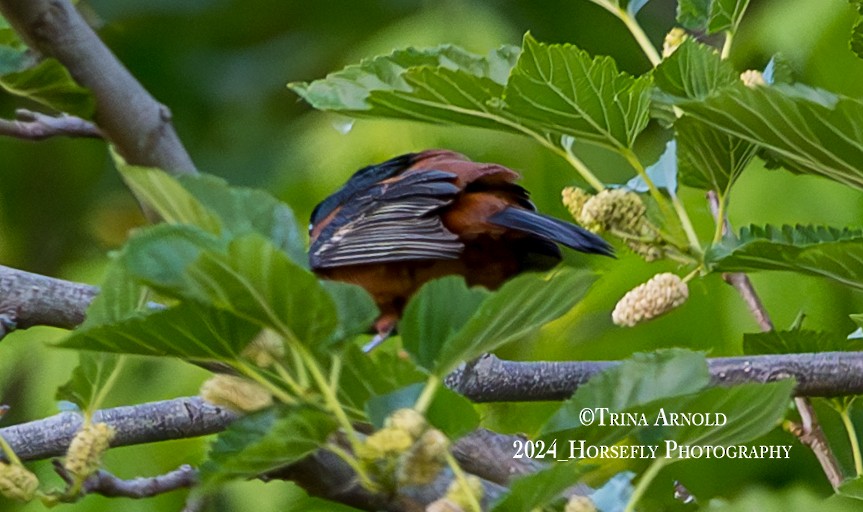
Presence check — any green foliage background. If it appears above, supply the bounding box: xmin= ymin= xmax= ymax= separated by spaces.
xmin=2 ymin=0 xmax=863 ymax=510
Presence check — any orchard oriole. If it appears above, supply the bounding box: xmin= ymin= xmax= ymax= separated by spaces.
xmin=309 ymin=150 xmax=612 ymax=350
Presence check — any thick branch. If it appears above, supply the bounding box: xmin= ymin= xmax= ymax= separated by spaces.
xmin=0 ymin=264 xmax=97 ymax=338
xmin=0 ymin=397 xmax=237 ymax=462
xmin=446 ymin=352 xmax=863 ymax=402
xmin=0 ymin=0 xmax=196 ymax=174
xmin=0 ymin=109 xmax=102 ymax=141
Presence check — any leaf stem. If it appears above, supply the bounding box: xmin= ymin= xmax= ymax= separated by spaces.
xmin=711 ymin=191 xmax=728 ymax=244
xmin=721 ymin=30 xmax=734 ymax=60
xmin=624 ymin=458 xmax=667 ymax=512
xmin=591 ymin=1 xmax=661 ymax=66
xmin=89 ymin=356 xmax=127 ymax=415
xmin=840 ymin=409 xmax=863 ymax=476
xmin=414 ymin=375 xmax=441 ymax=415
xmin=295 ymin=344 xmax=362 ymax=449
xmin=326 ymin=442 xmax=380 ymax=492
xmin=534 ymin=133 xmax=605 ymax=191
xmin=236 ymin=362 xmax=297 ymax=405
xmin=0 ymin=433 xmax=22 ymax=466
xmin=273 ymin=362 xmax=307 ymax=398
xmin=444 ymin=451 xmax=482 ymax=512
xmin=670 ymin=192 xmax=703 ymax=256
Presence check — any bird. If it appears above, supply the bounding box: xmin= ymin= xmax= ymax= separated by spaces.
xmin=308 ymin=149 xmax=613 ymax=350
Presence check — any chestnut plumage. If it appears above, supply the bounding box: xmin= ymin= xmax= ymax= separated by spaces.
xmin=309 ymin=150 xmax=612 ymax=348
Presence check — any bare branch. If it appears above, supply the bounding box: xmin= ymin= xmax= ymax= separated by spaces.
xmin=52 ymin=461 xmax=198 ymax=498
xmin=0 ymin=108 xmax=102 ymax=141
xmin=0 ymin=0 xmax=196 ymax=175
xmin=0 ymin=397 xmax=238 ymax=462
xmin=0 ymin=264 xmax=97 ymax=340
xmin=446 ymin=352 xmax=863 ymax=402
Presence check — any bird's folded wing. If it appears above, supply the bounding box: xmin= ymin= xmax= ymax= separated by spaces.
xmin=310 ymin=170 xmax=464 ymax=269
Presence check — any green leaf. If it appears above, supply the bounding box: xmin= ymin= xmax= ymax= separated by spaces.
xmin=504 ymin=33 xmax=652 ymax=149
xmin=119 ymin=165 xmax=307 ymax=266
xmin=625 ymin=138 xmax=678 ymax=193
xmin=840 ymin=476 xmax=863 ymax=500
xmin=677 ymin=0 xmax=710 ymax=30
xmin=676 ymin=0 xmax=751 ymax=34
xmin=400 ymin=277 xmax=489 ymax=373
xmin=490 ymin=462 xmax=587 ymax=512
xmin=678 ymin=83 xmax=863 ymax=191
xmin=852 ymin=17 xmax=863 ymax=60
xmin=59 ymin=302 xmax=260 ymax=359
xmin=653 ymin=39 xmax=738 ymax=101
xmin=676 ymin=116 xmax=756 ymax=191
xmin=125 ymin=228 xmax=338 ymax=345
xmin=706 ymin=224 xmax=863 ymax=290
xmin=202 ymin=405 xmax=337 ymax=485
xmin=436 ymin=268 xmax=596 ymax=377
xmin=289 ymin=44 xmax=519 ymax=131
xmin=178 ymin=174 xmax=307 ymax=266
xmin=338 ymin=344 xmax=426 ymax=412
xmin=365 ymin=383 xmax=479 ymax=438
xmin=541 ymin=349 xmax=710 ymax=440
xmin=118 ymin=163 xmax=223 ymax=235
xmin=319 ymin=281 xmax=379 ymax=347
xmin=0 ymin=58 xmax=94 ymax=117
xmin=81 ymin=257 xmax=147 ymax=329
xmin=665 ymin=379 xmax=793 ymax=449
xmin=743 ymin=329 xmax=863 ymax=355
xmin=0 ymin=44 xmax=26 ymax=75
xmin=55 ymin=353 xmax=122 ymax=412
xmin=714 ymin=486 xmax=863 ymax=511
xmin=707 ymin=0 xmax=751 ymax=34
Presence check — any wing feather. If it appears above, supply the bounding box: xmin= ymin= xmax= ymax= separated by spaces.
xmin=310 ymin=170 xmax=464 ymax=269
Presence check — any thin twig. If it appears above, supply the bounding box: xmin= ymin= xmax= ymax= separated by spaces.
xmin=706 ymin=190 xmax=843 ymax=490
xmin=53 ymin=461 xmax=198 ymax=498
xmin=0 ymin=109 xmax=102 ymax=141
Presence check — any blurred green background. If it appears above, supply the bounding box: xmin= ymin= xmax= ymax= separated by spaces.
xmin=1 ymin=0 xmax=863 ymax=510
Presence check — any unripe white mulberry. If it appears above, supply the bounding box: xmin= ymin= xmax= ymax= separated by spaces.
xmin=64 ymin=422 xmax=115 ymax=481
xmin=612 ymin=273 xmax=689 ymax=327
xmin=663 ymin=28 xmax=688 ymax=58
xmin=200 ymin=374 xmax=273 ymax=413
xmin=0 ymin=462 xmax=38 ymax=502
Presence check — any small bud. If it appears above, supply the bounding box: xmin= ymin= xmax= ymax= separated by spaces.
xmin=356 ymin=427 xmax=414 ymax=461
xmin=562 ymin=187 xmax=592 ymax=224
xmin=663 ymin=28 xmax=688 ymax=58
xmin=445 ymin=475 xmax=483 ymax=511
xmin=579 ymin=189 xmax=646 ymax=233
xmin=566 ymin=495 xmax=597 ymax=512
xmin=385 ymin=409 xmax=427 ymax=440
xmin=241 ymin=329 xmax=285 ymax=368
xmin=398 ymin=429 xmax=450 ymax=485
xmin=64 ymin=422 xmax=115 ymax=481
xmin=0 ymin=462 xmax=38 ymax=502
xmin=426 ymin=498 xmax=464 ymax=512
xmin=200 ymin=374 xmax=273 ymax=413
xmin=612 ymin=273 xmax=689 ymax=327
xmin=740 ymin=70 xmax=766 ymax=88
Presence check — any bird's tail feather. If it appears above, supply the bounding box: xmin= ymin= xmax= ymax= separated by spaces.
xmin=489 ymin=207 xmax=614 ymax=257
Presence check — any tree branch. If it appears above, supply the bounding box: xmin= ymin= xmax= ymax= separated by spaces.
xmin=0 ymin=0 xmax=196 ymax=175
xmin=53 ymin=461 xmax=198 ymax=498
xmin=0 ymin=264 xmax=97 ymax=339
xmin=0 ymin=108 xmax=102 ymax=141
xmin=0 ymin=397 xmax=238 ymax=462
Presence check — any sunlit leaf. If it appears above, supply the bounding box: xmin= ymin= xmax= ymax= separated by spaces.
xmin=289 ymin=44 xmax=519 ymax=132
xmin=706 ymin=224 xmax=863 ymax=290
xmin=676 ymin=0 xmax=751 ymax=34
xmin=319 ymin=281 xmax=378 ymax=347
xmin=653 ymin=39 xmax=738 ymax=101
xmin=202 ymin=405 xmax=337 ymax=485
xmin=338 ymin=344 xmax=426 ymax=412
xmin=59 ymin=302 xmax=260 ymax=359
xmin=504 ymin=33 xmax=652 ymax=149
xmin=127 ymin=230 xmax=338 ymax=345
xmin=81 ymin=257 xmax=147 ymax=329
xmin=679 ymin=83 xmax=863 ymax=191
xmin=676 ymin=116 xmax=756 ymax=191
xmin=0 ymin=58 xmax=94 ymax=117
xmin=715 ymin=487 xmax=863 ymax=511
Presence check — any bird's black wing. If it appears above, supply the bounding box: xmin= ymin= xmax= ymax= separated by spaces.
xmin=310 ymin=170 xmax=464 ymax=269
